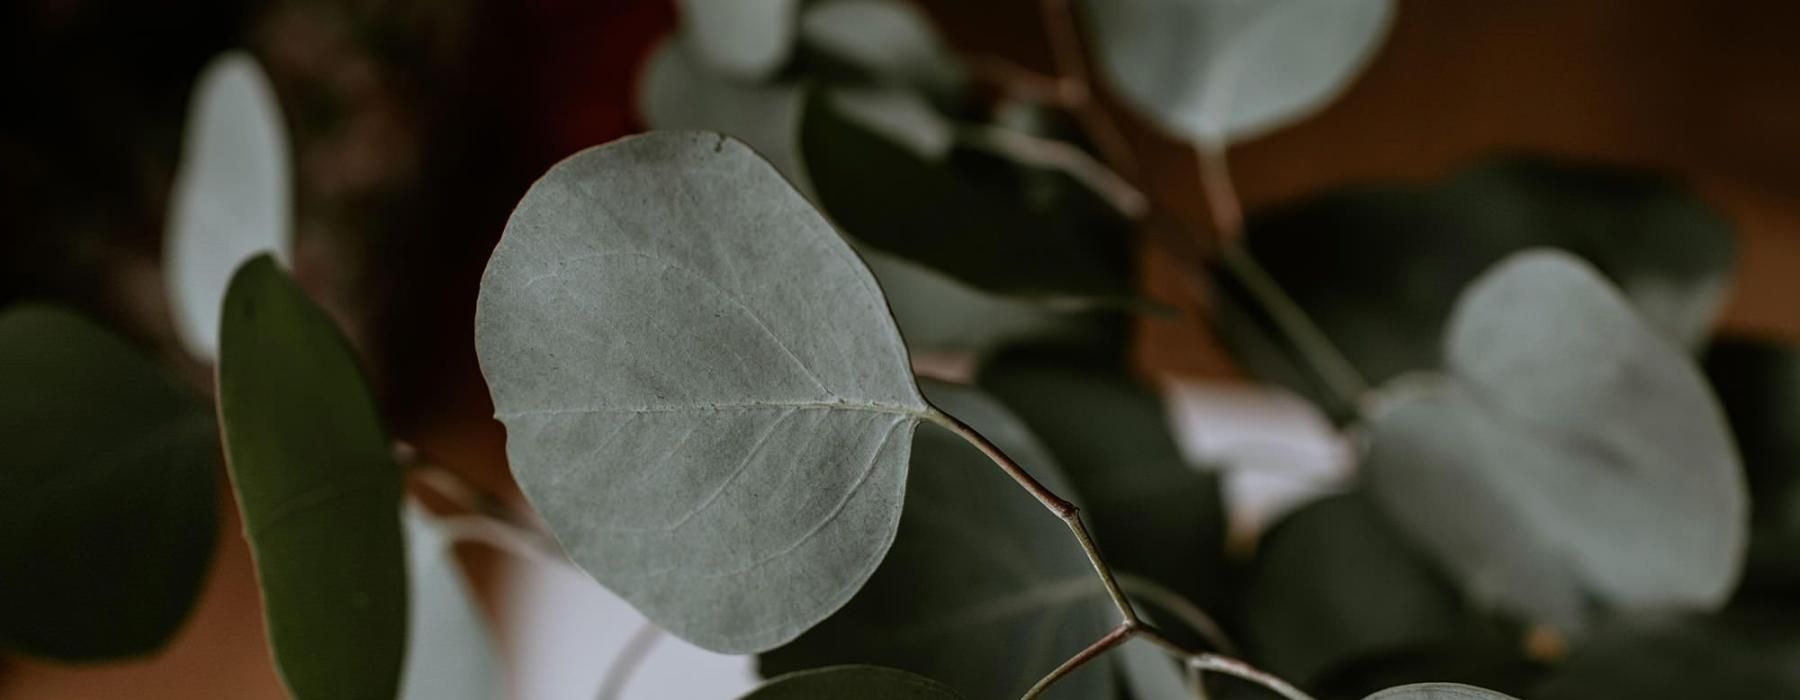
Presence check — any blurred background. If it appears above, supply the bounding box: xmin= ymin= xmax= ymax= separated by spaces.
xmin=4 ymin=0 xmax=1799 ymax=697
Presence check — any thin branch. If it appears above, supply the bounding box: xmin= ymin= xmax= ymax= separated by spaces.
xmin=432 ymin=514 xmax=567 ymax=567
xmin=1062 ymin=512 xmax=1141 ymax=624
xmin=1037 ymin=0 xmax=1140 ymax=180
xmin=1136 ymin=628 xmax=1316 ymax=700
xmin=1115 ymin=573 xmax=1238 ymax=655
xmin=1022 ymin=623 xmax=1136 ymax=700
xmin=928 ymin=408 xmax=1079 ymax=518
xmin=594 ymin=622 xmax=663 ymax=700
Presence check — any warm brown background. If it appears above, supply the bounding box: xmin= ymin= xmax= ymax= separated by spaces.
xmin=4 ymin=1 xmax=1798 ymax=697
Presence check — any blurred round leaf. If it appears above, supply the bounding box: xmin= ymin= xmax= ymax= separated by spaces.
xmin=1220 ymin=157 xmax=1735 ymax=409
xmin=746 ymin=665 xmax=964 ymax=699
xmin=0 ymin=305 xmax=217 ymax=660
xmin=218 ymin=256 xmax=406 ymax=700
xmin=760 ymin=383 xmax=1117 ymax=700
xmin=1704 ymin=337 xmax=1800 ymax=595
xmin=164 ymin=51 xmax=292 ymax=362
xmin=1083 ymin=0 xmax=1394 ymax=144
xmin=1365 ymin=251 xmax=1747 ymax=629
xmin=798 ymin=0 xmax=965 ymax=98
xmin=638 ymin=36 xmax=808 ymax=188
xmin=676 ymin=0 xmax=800 ymax=80
xmin=476 ymin=133 xmax=929 ymax=653
xmin=1533 ymin=609 xmax=1800 ymax=699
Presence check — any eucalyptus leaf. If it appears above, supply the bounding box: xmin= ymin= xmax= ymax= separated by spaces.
xmin=801 ymin=87 xmax=1135 ymax=303
xmin=1083 ymin=0 xmax=1395 ymax=143
xmin=399 ymin=504 xmax=502 ymax=700
xmin=0 ymin=305 xmax=217 ymax=660
xmin=862 ymin=248 xmax=1104 ymax=357
xmin=979 ymin=352 xmax=1226 ymax=614
xmin=676 ymin=0 xmax=800 ymax=80
xmin=1364 ymin=250 xmax=1747 ymax=629
xmin=760 ymin=383 xmax=1117 ymax=700
xmin=1118 ymin=637 xmax=1187 ymax=700
xmin=746 ymin=665 xmax=964 ymax=700
xmin=218 ymin=256 xmax=406 ymax=700
xmin=1244 ymin=493 xmax=1510 ymax=689
xmin=1704 ymin=337 xmax=1800 ymax=595
xmin=164 ymin=51 xmax=293 ymax=361
xmin=1363 ymin=683 xmax=1517 ymax=700
xmin=797 ymin=0 xmax=966 ymax=98
xmin=1219 ymin=156 xmax=1735 ymax=409
xmin=1533 ymin=609 xmax=1800 ymax=699
xmin=476 ymin=132 xmax=930 ymax=653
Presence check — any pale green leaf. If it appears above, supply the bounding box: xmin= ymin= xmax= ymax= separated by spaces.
xmin=1083 ymin=0 xmax=1394 ymax=143
xmin=399 ymin=503 xmax=502 ymax=700
xmin=760 ymin=383 xmax=1116 ymax=700
xmin=0 ymin=305 xmax=217 ymax=660
xmin=1364 ymin=682 xmax=1518 ymax=700
xmin=798 ymin=0 xmax=965 ymax=97
xmin=1118 ymin=638 xmax=1187 ymax=700
xmin=1365 ymin=250 xmax=1747 ymax=628
xmin=475 ymin=132 xmax=929 ymax=653
xmin=746 ymin=665 xmax=964 ymax=699
xmin=638 ymin=36 xmax=809 ymax=190
xmin=164 ymin=51 xmax=292 ymax=361
xmin=677 ymin=0 xmax=800 ymax=79
xmin=218 ymin=255 xmax=406 ymax=700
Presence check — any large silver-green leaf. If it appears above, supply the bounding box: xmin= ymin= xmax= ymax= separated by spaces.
xmin=0 ymin=305 xmax=217 ymax=660
xmin=1219 ymin=157 xmax=1735 ymax=412
xmin=676 ymin=0 xmax=800 ymax=80
xmin=475 ymin=132 xmax=929 ymax=653
xmin=1365 ymin=250 xmax=1747 ymax=629
xmin=218 ymin=255 xmax=406 ymax=700
xmin=760 ymin=383 xmax=1117 ymax=700
xmin=1364 ymin=683 xmax=1517 ymax=700
xmin=164 ymin=51 xmax=292 ymax=361
xmin=746 ymin=666 xmax=964 ymax=699
xmin=399 ymin=504 xmax=501 ymax=700
xmin=1083 ymin=0 xmax=1395 ymax=143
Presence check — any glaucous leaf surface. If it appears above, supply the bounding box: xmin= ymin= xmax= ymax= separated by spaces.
xmin=638 ymin=36 xmax=808 ymax=190
xmin=1363 ymin=683 xmax=1517 ymax=700
xmin=0 ymin=305 xmax=217 ymax=660
xmin=475 ymin=132 xmax=929 ymax=653
xmin=862 ymin=249 xmax=1107 ymax=357
xmin=1118 ymin=637 xmax=1187 ymax=700
xmin=218 ymin=256 xmax=406 ymax=700
xmin=1083 ymin=0 xmax=1394 ymax=143
xmin=801 ymin=87 xmax=1135 ymax=303
xmin=1244 ymin=493 xmax=1514 ymax=689
xmin=760 ymin=383 xmax=1117 ymax=700
xmin=1219 ymin=157 xmax=1735 ymax=409
xmin=1365 ymin=251 xmax=1747 ymax=629
xmin=1704 ymin=337 xmax=1800 ymax=595
xmin=746 ymin=665 xmax=964 ymax=699
xmin=979 ymin=351 xmax=1226 ymax=613
xmin=1533 ymin=609 xmax=1800 ymax=699
xmin=399 ymin=504 xmax=502 ymax=700
xmin=164 ymin=51 xmax=292 ymax=361
xmin=797 ymin=0 xmax=965 ymax=99
xmin=676 ymin=0 xmax=799 ymax=79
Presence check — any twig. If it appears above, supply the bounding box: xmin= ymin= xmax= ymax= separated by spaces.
xmin=1021 ymin=623 xmax=1135 ymax=700
xmin=594 ymin=622 xmax=663 ymax=700
xmin=432 ymin=514 xmax=567 ymax=567
xmin=1037 ymin=0 xmax=1140 ymax=180
xmin=1115 ymin=573 xmax=1238 ymax=655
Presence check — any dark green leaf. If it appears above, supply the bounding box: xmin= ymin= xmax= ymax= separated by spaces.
xmin=979 ymin=351 xmax=1226 ymax=616
xmin=1704 ymin=337 xmax=1800 ymax=596
xmin=746 ymin=665 xmax=964 ymax=699
xmin=1244 ymin=493 xmax=1515 ymax=689
xmin=476 ymin=133 xmax=929 ymax=653
xmin=1365 ymin=251 xmax=1746 ymax=629
xmin=800 ymin=87 xmax=1136 ymax=303
xmin=1221 ymin=156 xmax=1735 ymax=409
xmin=761 ymin=383 xmax=1117 ymax=700
xmin=218 ymin=256 xmax=406 ymax=700
xmin=1534 ymin=608 xmax=1800 ymax=699
xmin=0 ymin=305 xmax=217 ymax=660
